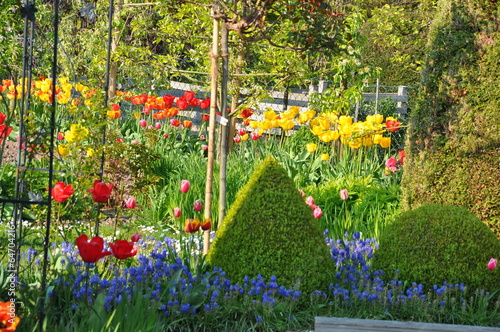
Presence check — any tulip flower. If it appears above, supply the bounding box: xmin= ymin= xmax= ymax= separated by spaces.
xmin=386 ymin=157 xmax=398 ymax=171
xmin=57 ymin=131 xmax=65 ymax=140
xmin=183 ymin=120 xmax=193 ymax=128
xmin=0 ymin=301 xmax=20 ymax=331
xmin=109 ymin=239 xmax=138 ymax=260
xmin=313 ymin=207 xmax=323 ymax=219
xmin=163 ymin=133 xmax=169 ymax=138
xmin=202 ymin=145 xmax=208 ymax=151
xmin=200 ymin=98 xmax=211 ymax=110
xmin=298 ymin=189 xmax=306 ymax=198
xmin=76 ymin=234 xmax=112 ymax=263
xmin=199 ymin=134 xmax=205 ymax=140
xmin=139 ymin=119 xmax=147 ymax=127
xmin=170 ymin=119 xmax=181 ymax=127
xmin=201 ymin=114 xmax=210 ymax=121
xmin=155 ymin=122 xmax=162 ymax=129
xmin=238 ymin=128 xmax=246 ymax=136
xmin=51 ymin=182 xmax=74 ymax=203
xmin=193 ymin=200 xmax=202 ymax=212
xmin=240 ymin=108 xmax=254 ymax=118
xmin=173 ymin=207 xmax=181 ymax=218
xmin=124 ymin=197 xmax=136 ymax=209
xmin=385 ymin=117 xmax=401 ymax=132
xmin=306 ymin=143 xmax=317 ymax=153
xmin=201 ymin=218 xmax=212 ymax=231
xmin=233 ymin=135 xmax=242 ymax=143
xmin=250 ymin=132 xmax=260 ymax=141
xmin=180 ymin=179 xmax=190 ymax=193
xmin=398 ymin=150 xmax=405 ymax=165
xmin=305 ymin=196 xmax=315 ymax=207
xmin=487 ymin=258 xmax=498 ymax=270
xmin=131 ymin=233 xmax=142 ymax=242
xmin=88 ymin=180 xmax=113 ymax=203
xmin=0 ymin=112 xmax=6 ymax=124
xmin=116 ymin=138 xmax=124 ymax=143
xmin=185 ymin=218 xmax=201 ymax=233
xmin=340 ymin=189 xmax=349 ymax=201
xmin=321 ymin=153 xmax=329 ymax=161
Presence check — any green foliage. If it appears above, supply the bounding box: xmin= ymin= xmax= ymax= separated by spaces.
xmin=207 ymin=156 xmax=334 ymax=296
xmin=402 ymin=0 xmax=500 ymax=236
xmin=372 ymin=204 xmax=500 ymax=293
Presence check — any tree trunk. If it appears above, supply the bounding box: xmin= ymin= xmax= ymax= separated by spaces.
xmin=203 ymin=3 xmax=220 ymax=255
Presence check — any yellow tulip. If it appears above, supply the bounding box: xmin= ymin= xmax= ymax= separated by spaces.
xmin=297 ymin=110 xmax=316 ymax=124
xmin=263 ymin=110 xmax=278 ymax=121
xmin=84 ymin=99 xmax=92 ymax=107
xmin=260 ymin=120 xmax=273 ymax=130
xmin=86 ymin=147 xmax=95 ymax=157
xmin=289 ymin=106 xmax=301 ymax=116
xmin=241 ymin=133 xmax=249 ymax=141
xmin=278 ymin=119 xmax=295 ymax=131
xmin=311 ymin=125 xmax=324 ymax=136
xmin=379 ymin=136 xmax=391 ymax=148
xmin=366 ymin=114 xmax=384 ymax=125
xmin=373 ymin=134 xmax=382 ymax=144
xmin=338 ymin=115 xmax=353 ymax=127
xmin=319 ymin=133 xmax=331 ymax=143
xmin=321 ymin=153 xmax=329 ymax=161
xmin=249 ymin=121 xmax=260 ymax=129
xmin=362 ymin=136 xmax=374 ymax=147
xmin=348 ymin=138 xmax=362 ymax=149
xmin=306 ymin=143 xmax=317 ymax=153
xmin=58 ymin=144 xmax=69 ymax=156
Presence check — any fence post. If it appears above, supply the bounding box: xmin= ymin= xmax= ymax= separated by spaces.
xmin=318 ymin=80 xmax=328 ymax=94
xmin=397 ymin=85 xmax=408 ymax=116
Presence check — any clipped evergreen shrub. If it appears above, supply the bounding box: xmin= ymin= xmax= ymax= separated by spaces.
xmin=401 ymin=0 xmax=500 ymax=237
xmin=372 ymin=204 xmax=500 ymax=292
xmin=207 ymin=156 xmax=334 ymax=296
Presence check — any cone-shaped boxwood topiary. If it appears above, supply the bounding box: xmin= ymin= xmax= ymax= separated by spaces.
xmin=207 ymin=156 xmax=334 ymax=296
xmin=372 ymin=204 xmax=500 ymax=292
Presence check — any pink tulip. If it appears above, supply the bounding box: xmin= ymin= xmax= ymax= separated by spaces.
xmin=155 ymin=122 xmax=162 ymax=129
xmin=124 ymin=197 xmax=136 ymax=209
xmin=148 ymin=125 xmax=153 ymax=130
xmin=233 ymin=135 xmax=241 ymax=143
xmin=173 ymin=207 xmax=181 ymax=218
xmin=180 ymin=180 xmax=190 ymax=193
xmin=488 ymin=258 xmax=498 ymax=270
xmin=200 ymin=134 xmax=205 ymax=140
xmin=131 ymin=233 xmax=142 ymax=242
xmin=202 ymin=145 xmax=208 ymax=151
xmin=305 ymin=196 xmax=314 ymax=207
xmin=313 ymin=207 xmax=323 ymax=219
xmin=298 ymin=189 xmax=306 ymax=198
xmin=340 ymin=189 xmax=349 ymax=201
xmin=139 ymin=119 xmax=147 ymax=127
xmin=163 ymin=133 xmax=169 ymax=138
xmin=193 ymin=200 xmax=202 ymax=212
xmin=132 ymin=139 xmax=139 ymax=144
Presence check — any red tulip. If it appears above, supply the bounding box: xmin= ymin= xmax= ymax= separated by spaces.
xmin=51 ymin=182 xmax=74 ymax=203
xmin=386 ymin=119 xmax=401 ymax=132
xmin=131 ymin=233 xmax=142 ymax=242
xmin=185 ymin=218 xmax=200 ymax=233
xmin=200 ymin=98 xmax=211 ymax=110
xmin=180 ymin=179 xmax=190 ymax=193
xmin=233 ymin=135 xmax=241 ymax=143
xmin=184 ymin=91 xmax=196 ymax=101
xmin=0 ymin=112 xmax=6 ymax=124
xmin=238 ymin=128 xmax=246 ymax=136
xmin=0 ymin=124 xmax=12 ymax=138
xmin=250 ymin=132 xmax=260 ymax=140
xmin=162 ymin=94 xmax=175 ymax=107
xmin=398 ymin=150 xmax=405 ymax=165
xmin=176 ymin=98 xmax=188 ymax=110
xmin=76 ymin=234 xmax=112 ymax=263
xmin=57 ymin=131 xmax=65 ymax=140
xmin=201 ymin=218 xmax=212 ymax=231
xmin=139 ymin=119 xmax=147 ymax=127
xmin=163 ymin=133 xmax=169 ymax=138
xmin=109 ymin=239 xmax=138 ymax=260
xmin=173 ymin=207 xmax=181 ymax=218
xmin=124 ymin=197 xmax=136 ymax=209
xmin=201 ymin=114 xmax=210 ymax=121
xmin=189 ymin=98 xmax=200 ymax=107
xmin=88 ymin=180 xmax=113 ymax=203
xmin=170 ymin=119 xmax=181 ymax=127
xmin=193 ymin=200 xmax=202 ymax=212
xmin=240 ymin=108 xmax=254 ymax=118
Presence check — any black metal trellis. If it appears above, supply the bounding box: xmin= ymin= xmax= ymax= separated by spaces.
xmin=0 ymin=0 xmax=115 ymax=322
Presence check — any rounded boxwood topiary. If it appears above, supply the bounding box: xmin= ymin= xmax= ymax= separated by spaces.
xmin=207 ymin=156 xmax=334 ymax=296
xmin=372 ymin=204 xmax=500 ymax=292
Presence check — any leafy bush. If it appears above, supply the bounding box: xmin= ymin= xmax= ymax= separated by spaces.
xmin=207 ymin=156 xmax=334 ymax=297
xmin=372 ymin=204 xmax=500 ymax=293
